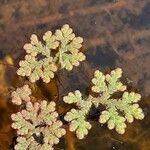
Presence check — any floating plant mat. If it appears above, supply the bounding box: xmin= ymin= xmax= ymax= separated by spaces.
xmin=0 ymin=0 xmax=150 ymax=150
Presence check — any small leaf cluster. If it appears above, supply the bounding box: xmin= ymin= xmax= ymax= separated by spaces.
xmin=11 ymin=85 xmax=31 ymax=105
xmin=17 ymin=24 xmax=85 ymax=83
xmin=11 ymin=86 xmax=65 ymax=150
xmin=63 ymin=90 xmax=92 ymax=139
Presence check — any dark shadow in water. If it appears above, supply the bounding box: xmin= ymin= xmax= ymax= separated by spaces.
xmin=0 ymin=49 xmax=5 ymax=60
xmin=86 ymin=44 xmax=118 ymax=68
xmin=133 ymin=2 xmax=150 ymax=29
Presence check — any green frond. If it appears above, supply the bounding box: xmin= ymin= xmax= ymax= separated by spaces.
xmin=11 ymin=85 xmax=31 ymax=105
xmin=64 ymin=109 xmax=91 ymax=139
xmin=14 ymin=137 xmax=34 ymax=150
xmin=43 ymin=31 xmax=59 ymax=49
xmin=55 ymin=24 xmax=85 ymax=70
xmin=117 ymin=92 xmax=144 ymax=123
xmin=11 ymin=111 xmax=35 ymax=135
xmin=106 ymin=68 xmax=126 ymax=94
xmin=63 ymin=91 xmax=92 ymax=139
xmin=92 ymin=68 xmax=126 ymax=95
xmin=91 ymin=70 xmax=107 ymax=93
xmin=63 ymin=90 xmax=82 ymax=104
xmin=99 ymin=109 xmax=127 ymax=134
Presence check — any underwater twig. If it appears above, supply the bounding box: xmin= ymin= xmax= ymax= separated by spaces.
xmin=65 ymin=126 xmax=76 ymax=150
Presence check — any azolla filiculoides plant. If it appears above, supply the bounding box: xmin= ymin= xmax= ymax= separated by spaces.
xmin=17 ymin=24 xmax=85 ymax=83
xmin=11 ymin=24 xmax=144 ymax=150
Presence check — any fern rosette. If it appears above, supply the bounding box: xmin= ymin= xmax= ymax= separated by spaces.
xmin=17 ymin=24 xmax=85 ymax=83
xmin=11 ymin=86 xmax=66 ymax=150
xmin=91 ymin=68 xmax=144 ymax=134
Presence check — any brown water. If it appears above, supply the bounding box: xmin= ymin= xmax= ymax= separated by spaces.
xmin=0 ymin=0 xmax=150 ymax=150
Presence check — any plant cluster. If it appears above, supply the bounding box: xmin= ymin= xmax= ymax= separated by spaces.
xmin=11 ymin=24 xmax=144 ymax=150
xmin=11 ymin=85 xmax=65 ymax=150
xmin=17 ymin=24 xmax=85 ymax=83
xmin=63 ymin=68 xmax=144 ymax=137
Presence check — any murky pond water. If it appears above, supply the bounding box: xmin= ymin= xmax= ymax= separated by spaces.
xmin=0 ymin=0 xmax=150 ymax=150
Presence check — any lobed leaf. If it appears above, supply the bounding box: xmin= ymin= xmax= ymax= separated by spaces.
xmin=64 ymin=109 xmax=91 ymax=139
xmin=11 ymin=85 xmax=31 ymax=105
xmin=63 ymin=90 xmax=82 ymax=104
xmin=55 ymin=24 xmax=85 ymax=70
xmin=91 ymin=70 xmax=107 ymax=93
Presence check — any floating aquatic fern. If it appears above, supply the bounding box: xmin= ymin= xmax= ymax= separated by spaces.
xmin=91 ymin=68 xmax=144 ymax=134
xmin=63 ymin=68 xmax=144 ymax=138
xmin=17 ymin=24 xmax=85 ymax=83
xmin=11 ymin=24 xmax=145 ymax=149
xmin=11 ymin=70 xmax=144 ymax=148
xmin=11 ymin=86 xmax=65 ymax=150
